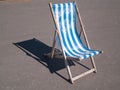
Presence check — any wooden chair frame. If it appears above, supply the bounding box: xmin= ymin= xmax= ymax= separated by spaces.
xmin=49 ymin=0 xmax=98 ymax=84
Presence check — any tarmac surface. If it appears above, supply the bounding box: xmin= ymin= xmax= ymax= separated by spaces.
xmin=0 ymin=0 xmax=120 ymax=90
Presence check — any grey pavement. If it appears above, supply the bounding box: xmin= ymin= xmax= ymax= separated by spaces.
xmin=0 ymin=0 xmax=120 ymax=90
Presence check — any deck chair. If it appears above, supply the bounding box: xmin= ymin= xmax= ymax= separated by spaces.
xmin=49 ymin=0 xmax=102 ymax=83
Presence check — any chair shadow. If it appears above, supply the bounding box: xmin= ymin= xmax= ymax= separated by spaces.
xmin=13 ymin=38 xmax=75 ymax=82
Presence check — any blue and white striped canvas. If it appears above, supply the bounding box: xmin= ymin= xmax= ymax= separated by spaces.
xmin=52 ymin=2 xmax=101 ymax=59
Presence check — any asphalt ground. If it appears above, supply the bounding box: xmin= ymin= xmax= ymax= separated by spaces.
xmin=0 ymin=0 xmax=120 ymax=90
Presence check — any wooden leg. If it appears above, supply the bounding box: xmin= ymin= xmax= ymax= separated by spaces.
xmin=90 ymin=57 xmax=97 ymax=73
xmin=51 ymin=42 xmax=55 ymax=59
xmin=64 ymin=57 xmax=74 ymax=84
xmin=51 ymin=31 xmax=57 ymax=59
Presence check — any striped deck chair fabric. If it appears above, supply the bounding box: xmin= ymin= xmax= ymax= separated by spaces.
xmin=49 ymin=1 xmax=102 ymax=84
xmin=52 ymin=2 xmax=101 ymax=59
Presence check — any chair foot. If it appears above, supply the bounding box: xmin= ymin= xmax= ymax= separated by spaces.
xmin=69 ymin=79 xmax=74 ymax=84
xmin=93 ymin=68 xmax=97 ymax=73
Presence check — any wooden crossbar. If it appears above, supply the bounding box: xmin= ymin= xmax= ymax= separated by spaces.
xmin=72 ymin=68 xmax=95 ymax=82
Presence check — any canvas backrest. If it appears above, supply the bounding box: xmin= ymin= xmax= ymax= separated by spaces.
xmin=51 ymin=2 xmax=88 ymax=55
